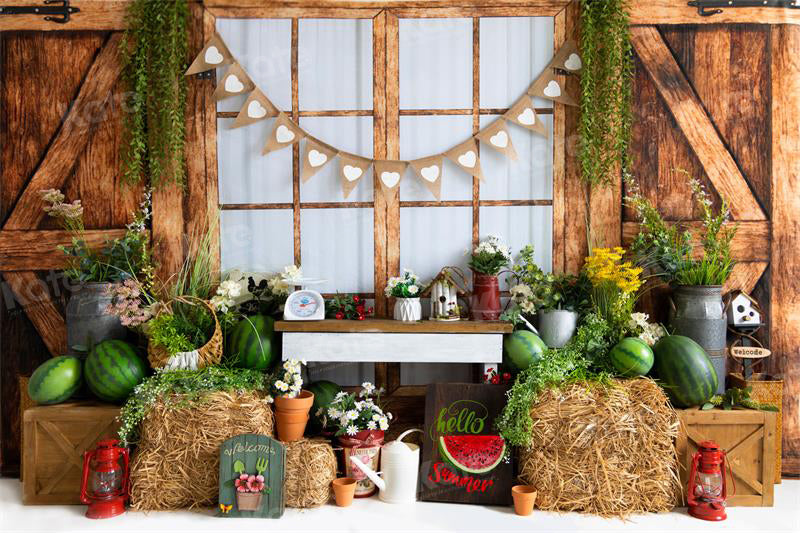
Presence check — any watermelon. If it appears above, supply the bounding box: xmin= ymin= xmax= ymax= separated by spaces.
xmin=307 ymin=380 xmax=342 ymax=430
xmin=609 ymin=337 xmax=654 ymax=377
xmin=84 ymin=340 xmax=147 ymax=403
xmin=28 ymin=356 xmax=83 ymax=405
xmin=438 ymin=435 xmax=506 ymax=474
xmin=227 ymin=315 xmax=276 ymax=370
xmin=503 ymin=330 xmax=547 ymax=374
xmin=653 ymin=335 xmax=718 ymax=407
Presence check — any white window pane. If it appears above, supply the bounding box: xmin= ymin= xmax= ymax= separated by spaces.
xmin=480 ymin=205 xmax=552 ymax=290
xmin=307 ymin=362 xmax=375 ymax=388
xmin=400 ymin=363 xmax=472 ymax=386
xmin=399 ymin=115 xmax=473 ymax=201
xmin=478 ymin=115 xmax=553 ymax=200
xmin=399 ymin=18 xmax=472 ymax=109
xmin=301 ymin=208 xmax=374 ymax=293
xmin=221 ymin=209 xmax=294 ymax=273
xmin=299 ymin=19 xmax=373 ymax=110
xmin=299 ymin=116 xmax=374 ymax=202
xmin=480 ymin=17 xmax=554 ymax=109
xmin=216 ymin=19 xmax=292 ymax=113
xmin=218 ymin=118 xmax=293 ymax=204
xmin=400 ymin=207 xmax=472 ymax=283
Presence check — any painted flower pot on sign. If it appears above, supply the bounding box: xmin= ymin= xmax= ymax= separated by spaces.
xmin=236 ymin=492 xmax=262 ymax=511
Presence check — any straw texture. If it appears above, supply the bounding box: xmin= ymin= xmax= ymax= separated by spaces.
xmin=285 ymin=439 xmax=337 ymax=508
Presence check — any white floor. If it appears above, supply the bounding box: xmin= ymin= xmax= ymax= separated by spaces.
xmin=1 ymin=478 xmax=798 ymax=533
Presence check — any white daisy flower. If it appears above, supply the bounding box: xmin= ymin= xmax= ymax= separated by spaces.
xmin=408 ymin=285 xmax=419 ymax=295
xmin=346 ymin=425 xmax=358 ymax=436
xmin=372 ymin=414 xmax=381 ymax=422
xmin=275 ymin=380 xmax=288 ymax=392
xmin=367 ymin=421 xmax=377 ymax=430
xmin=379 ymin=417 xmax=389 ymax=431
xmin=328 ymin=408 xmax=341 ymax=419
xmin=346 ymin=410 xmax=359 ymax=421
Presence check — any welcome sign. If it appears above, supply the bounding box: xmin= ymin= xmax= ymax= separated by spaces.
xmin=419 ymin=383 xmax=513 ymax=505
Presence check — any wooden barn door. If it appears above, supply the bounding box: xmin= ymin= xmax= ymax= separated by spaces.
xmin=626 ymin=23 xmax=799 ymax=477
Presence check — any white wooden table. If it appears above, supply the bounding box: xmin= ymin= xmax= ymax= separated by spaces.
xmin=274 ymin=319 xmax=512 ymax=375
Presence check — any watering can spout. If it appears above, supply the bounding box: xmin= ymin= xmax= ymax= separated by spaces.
xmin=349 ymin=456 xmax=385 ymax=491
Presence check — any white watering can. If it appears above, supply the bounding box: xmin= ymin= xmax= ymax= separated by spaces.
xmin=349 ymin=429 xmax=422 ymax=503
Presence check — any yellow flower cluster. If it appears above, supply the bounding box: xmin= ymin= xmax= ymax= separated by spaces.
xmin=584 ymin=247 xmax=643 ymax=295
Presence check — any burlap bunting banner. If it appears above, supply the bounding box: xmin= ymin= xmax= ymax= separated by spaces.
xmin=263 ymin=113 xmax=305 ymax=155
xmin=214 ymin=63 xmax=256 ymax=101
xmin=186 ymin=32 xmax=234 ymax=75
xmin=374 ymin=160 xmax=408 ymax=201
xmin=528 ymin=71 xmax=577 ymax=107
xmin=338 ymin=152 xmax=372 ymax=199
xmin=232 ymin=88 xmax=278 ymax=128
xmin=548 ymin=39 xmax=582 ymax=73
xmin=476 ymin=119 xmax=517 ymax=161
xmin=409 ymin=155 xmax=444 ymax=200
xmin=505 ymin=95 xmax=547 ymax=137
xmin=445 ymin=138 xmax=484 ymax=181
xmin=301 ymin=138 xmax=337 ymax=183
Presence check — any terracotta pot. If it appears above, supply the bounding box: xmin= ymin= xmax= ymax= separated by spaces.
xmin=338 ymin=430 xmax=384 ymax=497
xmin=511 ymin=485 xmax=537 ymax=516
xmin=236 ymin=491 xmax=262 ymax=511
xmin=332 ymin=477 xmax=357 ymax=507
xmin=274 ymin=390 xmax=314 ymax=442
xmin=471 ymin=272 xmax=501 ymax=321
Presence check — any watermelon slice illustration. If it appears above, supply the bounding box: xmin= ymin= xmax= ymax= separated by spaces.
xmin=438 ymin=435 xmax=506 ymax=474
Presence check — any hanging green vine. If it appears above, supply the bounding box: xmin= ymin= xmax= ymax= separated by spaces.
xmin=578 ymin=0 xmax=633 ymax=188
xmin=120 ymin=0 xmax=189 ymax=188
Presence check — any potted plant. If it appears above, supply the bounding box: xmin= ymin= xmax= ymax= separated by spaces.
xmin=320 ymin=382 xmax=392 ymax=497
xmin=233 ymin=457 xmax=270 ymax=511
xmin=627 ymin=171 xmax=738 ymax=393
xmin=385 ymin=270 xmax=425 ymax=322
xmin=40 ymin=189 xmax=154 ymax=354
xmin=469 ymin=236 xmax=512 ymax=321
xmin=507 ymin=246 xmax=591 ymax=347
xmin=326 ymin=293 xmax=374 ymax=320
xmin=271 ymin=359 xmax=313 ymax=442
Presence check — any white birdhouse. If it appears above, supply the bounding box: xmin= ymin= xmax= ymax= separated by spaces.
xmin=727 ymin=291 xmax=761 ymax=327
xmin=422 ymin=267 xmax=468 ymax=321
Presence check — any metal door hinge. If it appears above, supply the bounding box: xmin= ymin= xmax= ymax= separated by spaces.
xmin=689 ymin=0 xmax=800 ymax=17
xmin=0 ymin=0 xmax=79 ymax=24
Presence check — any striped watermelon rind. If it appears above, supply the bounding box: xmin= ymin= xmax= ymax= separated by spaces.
xmin=84 ymin=340 xmax=147 ymax=403
xmin=653 ymin=335 xmax=718 ymax=407
xmin=503 ymin=330 xmax=547 ymax=374
xmin=438 ymin=435 xmax=506 ymax=474
xmin=307 ymin=380 xmax=343 ymax=429
xmin=609 ymin=337 xmax=654 ymax=377
xmin=227 ymin=315 xmax=276 ymax=370
xmin=28 ymin=356 xmax=83 ymax=405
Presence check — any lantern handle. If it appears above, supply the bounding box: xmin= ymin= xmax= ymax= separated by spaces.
xmin=121 ymin=446 xmax=131 ymax=504
xmin=79 ymin=449 xmax=95 ymax=505
xmin=687 ymin=450 xmax=701 ymax=507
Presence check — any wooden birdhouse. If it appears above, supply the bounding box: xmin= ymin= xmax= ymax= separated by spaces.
xmin=422 ymin=267 xmax=469 ymax=321
xmin=726 ymin=291 xmax=762 ymax=328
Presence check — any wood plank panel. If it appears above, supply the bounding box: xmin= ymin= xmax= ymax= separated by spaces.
xmin=631 ymin=26 xmax=765 ymax=222
xmin=626 ymin=54 xmax=660 ymax=222
xmin=770 ymin=23 xmax=800 ymax=477
xmin=276 ymin=319 xmax=512 ymax=333
xmin=551 ymin=6 xmax=566 ymax=272
xmin=629 ymin=1 xmax=800 ymax=25
xmin=471 ymin=17 xmax=480 ymax=247
xmin=209 ymin=6 xmax=382 ymax=18
xmin=385 ymin=13 xmax=400 ymax=279
xmin=292 ymin=18 xmax=301 ymax=266
xmin=203 ymin=9 xmax=221 ymax=273
xmin=205 ymin=0 xmax=570 ymax=10
xmin=724 ymin=262 xmax=768 ymax=295
xmin=2 ymin=272 xmax=66 ymax=355
xmin=372 ymin=10 xmax=388 ymax=318
xmin=0 ymin=0 xmax=131 ymax=31
xmin=0 ymin=230 xmax=127 ymax=271
xmin=622 ymin=221 xmax=770 ymax=262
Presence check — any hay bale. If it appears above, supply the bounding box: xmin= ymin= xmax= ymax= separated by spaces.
xmin=130 ymin=391 xmax=273 ymax=510
xmin=285 ymin=439 xmax=337 ymax=508
xmin=518 ymin=378 xmax=680 ymax=518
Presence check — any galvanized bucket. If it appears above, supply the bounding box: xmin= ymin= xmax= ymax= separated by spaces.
xmin=66 ymin=282 xmax=126 ymax=354
xmin=538 ymin=309 xmax=578 ymax=348
xmin=670 ymin=285 xmax=726 ymax=394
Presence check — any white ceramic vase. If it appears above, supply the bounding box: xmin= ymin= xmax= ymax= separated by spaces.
xmin=393 ymin=298 xmax=422 ymax=322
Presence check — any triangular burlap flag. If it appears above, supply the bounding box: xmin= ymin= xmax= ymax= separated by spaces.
xmin=527 ymin=71 xmax=577 ymax=107
xmin=445 ymin=138 xmax=484 ymax=181
xmin=374 ymin=160 xmax=408 ymax=199
xmin=214 ymin=62 xmax=256 ymax=101
xmin=476 ymin=118 xmax=517 ymax=161
xmin=409 ymin=155 xmax=443 ymax=200
xmin=548 ymin=39 xmax=582 ymax=73
xmin=186 ymin=32 xmax=235 ymax=75
xmin=232 ymin=88 xmax=279 ymax=129
xmin=301 ymin=137 xmax=337 ymax=183
xmin=262 ymin=113 xmax=305 ymax=155
xmin=338 ymin=152 xmax=372 ymax=199
xmin=504 ymin=95 xmax=547 ymax=138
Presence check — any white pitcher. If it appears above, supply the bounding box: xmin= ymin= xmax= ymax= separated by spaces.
xmin=349 ymin=428 xmax=422 ymax=503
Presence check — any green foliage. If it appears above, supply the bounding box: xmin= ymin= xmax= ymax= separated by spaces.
xmin=508 ymin=246 xmax=592 ymax=313
xmin=168 ymin=217 xmax=219 ymax=301
xmin=468 ymin=236 xmax=512 ymax=276
xmin=703 ymin=386 xmax=779 ymax=412
xmin=146 ymin=301 xmax=214 ymax=355
xmin=496 ymin=313 xmax=615 ymax=447
xmin=578 ymin=0 xmax=633 ymax=188
xmin=120 ymin=0 xmax=189 ymax=188
xmin=118 ymin=365 xmax=269 ymax=445
xmin=326 ymin=294 xmax=371 ymax=320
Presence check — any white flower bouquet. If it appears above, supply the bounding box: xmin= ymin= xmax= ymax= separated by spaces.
xmin=320 ymin=382 xmax=393 ymax=437
xmin=469 ymin=235 xmax=512 ymax=276
xmin=384 ymin=269 xmax=425 ymax=298
xmin=268 ymin=359 xmax=305 ymax=401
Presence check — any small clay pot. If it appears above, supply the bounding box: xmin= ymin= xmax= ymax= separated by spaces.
xmin=274 ymin=390 xmax=314 ymax=442
xmin=511 ymin=485 xmax=537 ymax=516
xmin=332 ymin=477 xmax=357 ymax=507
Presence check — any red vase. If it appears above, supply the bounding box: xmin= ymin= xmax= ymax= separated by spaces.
xmin=471 ymin=272 xmax=501 ymax=321
xmin=339 ymin=430 xmax=384 ymax=497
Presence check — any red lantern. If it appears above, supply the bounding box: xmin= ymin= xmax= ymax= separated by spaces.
xmin=79 ymin=439 xmax=130 ymax=519
xmin=687 ymin=440 xmax=735 ymax=521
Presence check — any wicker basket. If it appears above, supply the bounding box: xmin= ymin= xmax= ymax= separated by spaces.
xmin=147 ymin=297 xmax=223 ymax=370
xmin=728 ymin=372 xmax=783 ymax=483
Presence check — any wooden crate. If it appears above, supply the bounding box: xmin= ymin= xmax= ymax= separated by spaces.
xmin=676 ymin=408 xmax=776 ymax=507
xmin=23 ymin=402 xmax=121 ymax=505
